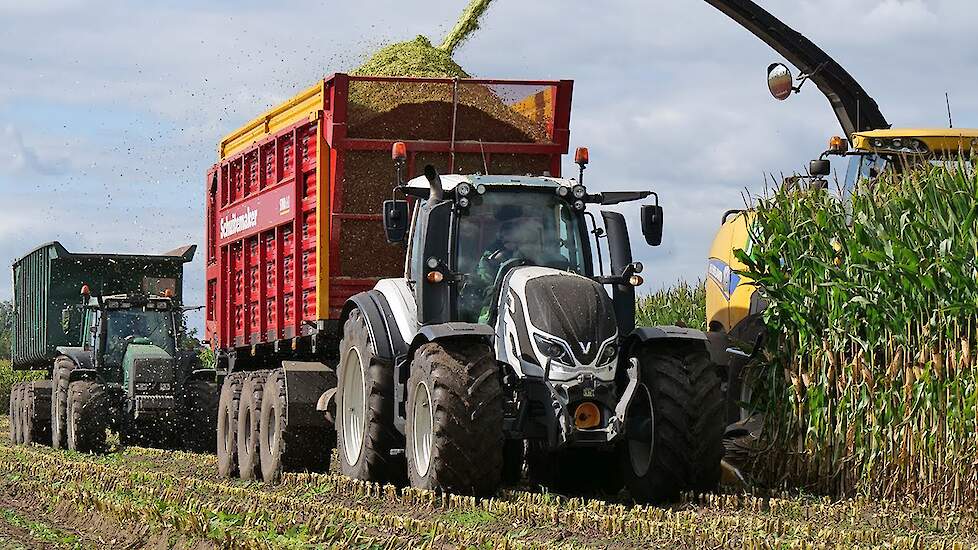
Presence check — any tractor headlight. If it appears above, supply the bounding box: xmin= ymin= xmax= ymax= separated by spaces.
xmin=533 ymin=333 xmax=573 ymax=365
xmin=458 ymin=197 xmax=470 ymax=208
xmin=159 ymin=383 xmax=171 ymax=392
xmin=573 ymin=200 xmax=585 ymax=211
xmin=556 ymin=186 xmax=569 ymax=197
xmin=601 ymin=344 xmax=618 ymax=365
xmin=572 ymin=185 xmax=586 ymax=199
xmin=457 ymin=182 xmax=472 ymax=197
xmin=475 ymin=184 xmax=487 ymax=195
xmin=135 ymin=382 xmax=152 ymax=392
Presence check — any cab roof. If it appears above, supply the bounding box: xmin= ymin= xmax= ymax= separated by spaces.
xmin=851 ymin=128 xmax=978 ymax=154
xmin=405 ymin=174 xmax=576 ymax=192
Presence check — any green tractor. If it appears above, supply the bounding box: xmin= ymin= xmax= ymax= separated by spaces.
xmin=8 ymin=242 xmax=220 ymax=453
xmin=45 ymin=290 xmax=220 ymax=452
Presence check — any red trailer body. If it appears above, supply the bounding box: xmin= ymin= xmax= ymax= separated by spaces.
xmin=205 ymin=74 xmax=573 ymax=356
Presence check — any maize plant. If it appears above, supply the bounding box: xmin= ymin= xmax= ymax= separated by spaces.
xmin=737 ymin=160 xmax=978 ymax=506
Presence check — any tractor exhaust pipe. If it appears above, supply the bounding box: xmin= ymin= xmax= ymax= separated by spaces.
xmin=424 ymin=164 xmax=444 ymax=203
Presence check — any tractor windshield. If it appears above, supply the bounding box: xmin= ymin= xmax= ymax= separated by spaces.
xmin=103 ymin=309 xmax=176 ymax=366
xmin=456 ymin=190 xmax=587 ymax=322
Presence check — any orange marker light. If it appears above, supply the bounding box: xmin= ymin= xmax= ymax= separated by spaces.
xmin=828 ymin=136 xmax=846 ymax=152
xmin=392 ymin=141 xmax=407 ymax=162
xmin=574 ymin=147 xmax=589 ymax=165
xmin=163 ymin=288 xmax=174 ymax=298
xmin=426 ymin=271 xmax=444 ymax=283
xmin=574 ymin=402 xmax=601 ymax=429
xmin=80 ymin=284 xmax=90 ymax=296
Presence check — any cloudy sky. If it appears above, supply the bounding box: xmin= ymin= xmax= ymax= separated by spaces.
xmin=2 ymin=0 xmax=976 ymax=328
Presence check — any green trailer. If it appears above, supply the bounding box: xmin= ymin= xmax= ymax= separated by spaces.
xmin=11 ymin=241 xmax=195 ymax=371
xmin=8 ymin=241 xmax=220 ymax=454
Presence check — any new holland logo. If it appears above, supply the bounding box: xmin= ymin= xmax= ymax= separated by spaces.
xmin=219 ymin=207 xmax=258 ymax=239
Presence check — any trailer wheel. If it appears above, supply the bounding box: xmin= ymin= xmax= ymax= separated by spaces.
xmin=259 ymin=368 xmax=333 ymax=483
xmin=336 ymin=309 xmax=402 ymax=483
xmin=182 ymin=380 xmax=220 ymax=453
xmin=622 ymin=345 xmax=722 ymax=502
xmin=21 ymin=383 xmax=50 ymax=446
xmin=9 ymin=383 xmax=22 ymax=445
xmin=406 ymin=340 xmax=503 ymax=496
xmin=50 ymin=358 xmax=75 ymax=450
xmin=67 ymin=380 xmax=107 ymax=453
xmin=217 ymin=373 xmax=246 ymax=477
xmin=237 ymin=371 xmax=270 ymax=480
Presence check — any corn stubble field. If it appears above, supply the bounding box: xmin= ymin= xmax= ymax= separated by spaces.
xmin=0 ymin=415 xmax=973 ymax=549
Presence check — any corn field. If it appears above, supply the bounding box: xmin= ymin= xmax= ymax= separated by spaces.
xmin=636 ymin=280 xmax=707 ymax=330
xmin=738 ymin=162 xmax=978 ymax=506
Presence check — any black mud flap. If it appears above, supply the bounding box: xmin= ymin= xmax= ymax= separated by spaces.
xmin=282 ymin=361 xmax=337 ymax=428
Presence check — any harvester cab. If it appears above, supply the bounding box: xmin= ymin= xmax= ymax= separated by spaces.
xmin=335 ymin=142 xmax=724 ymax=501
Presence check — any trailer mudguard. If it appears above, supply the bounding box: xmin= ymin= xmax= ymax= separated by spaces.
xmin=67 ymin=368 xmax=99 ymax=384
xmin=341 ymin=290 xmax=408 ymax=364
xmin=54 ymin=347 xmax=93 ymax=371
xmin=281 ymin=361 xmax=336 ymax=428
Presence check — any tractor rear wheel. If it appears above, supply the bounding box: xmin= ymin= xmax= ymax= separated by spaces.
xmin=406 ymin=340 xmax=503 ymax=496
xmin=66 ymin=380 xmax=107 ymax=453
xmin=217 ymin=372 xmax=246 ymax=478
xmin=336 ymin=309 xmax=403 ymax=483
xmin=182 ymin=380 xmax=220 ymax=453
xmin=259 ymin=368 xmax=334 ymax=483
xmin=50 ymin=358 xmax=75 ymax=450
xmin=237 ymin=371 xmax=271 ymax=480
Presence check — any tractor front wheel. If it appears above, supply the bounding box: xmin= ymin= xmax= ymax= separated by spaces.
xmin=622 ymin=345 xmax=723 ymax=502
xmin=406 ymin=340 xmax=503 ymax=496
xmin=66 ymin=380 xmax=107 ymax=453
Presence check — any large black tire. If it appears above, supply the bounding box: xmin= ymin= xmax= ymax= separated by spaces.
xmin=50 ymin=358 xmax=75 ymax=450
xmin=336 ymin=309 xmax=403 ymax=483
xmin=687 ymin=350 xmax=724 ymax=492
xmin=622 ymin=345 xmax=723 ymax=502
xmin=182 ymin=380 xmax=221 ymax=453
xmin=22 ymin=382 xmax=51 ymax=446
xmin=406 ymin=340 xmax=503 ymax=496
xmin=237 ymin=371 xmax=271 ymax=480
xmin=217 ymin=372 xmax=247 ymax=478
xmin=66 ymin=380 xmax=107 ymax=453
xmin=9 ymin=383 xmax=22 ymax=445
xmin=259 ymin=368 xmax=334 ymax=483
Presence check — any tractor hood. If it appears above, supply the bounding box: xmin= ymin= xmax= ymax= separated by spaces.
xmin=496 ymin=266 xmax=618 ymax=381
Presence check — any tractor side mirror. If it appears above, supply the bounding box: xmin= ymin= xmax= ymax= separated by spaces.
xmin=767 ymin=63 xmax=795 ymax=100
xmin=383 ymin=200 xmax=409 ymax=243
xmin=641 ymin=204 xmax=664 ymax=247
xmin=810 ymin=159 xmax=831 ymax=177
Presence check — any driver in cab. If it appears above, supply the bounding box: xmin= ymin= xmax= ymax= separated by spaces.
xmin=469 ymin=205 xmax=543 ymax=322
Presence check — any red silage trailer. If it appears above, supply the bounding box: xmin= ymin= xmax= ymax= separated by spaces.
xmin=206 ymin=73 xmax=573 ymax=480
